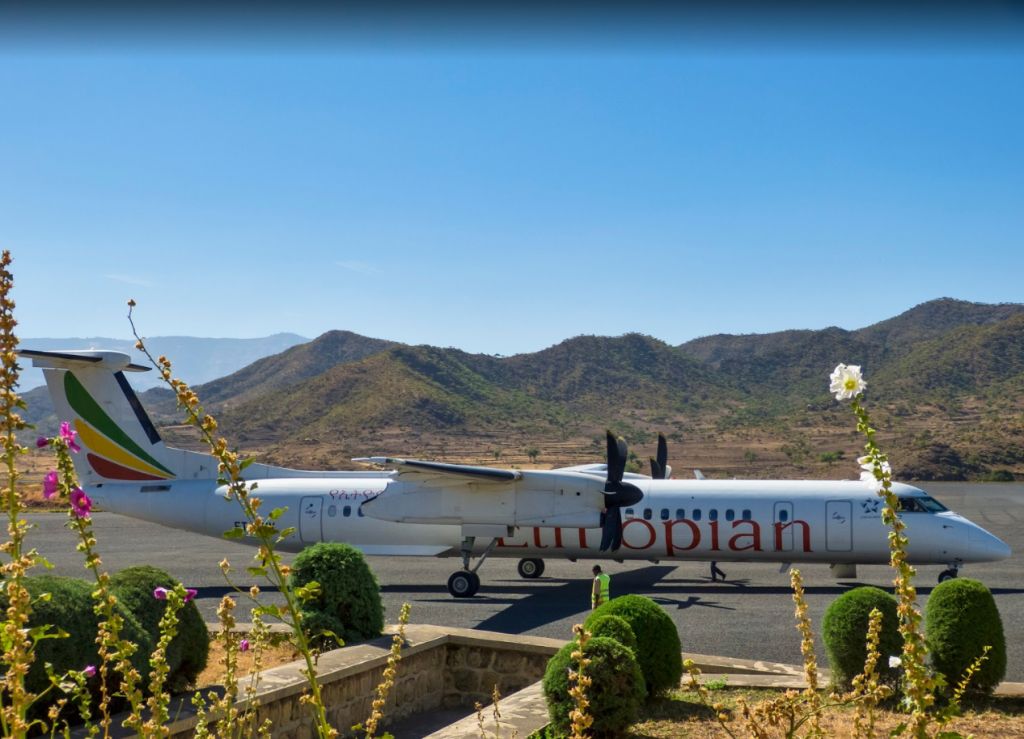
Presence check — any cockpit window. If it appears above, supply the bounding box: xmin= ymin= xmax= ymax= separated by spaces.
xmin=896 ymin=495 xmax=948 ymax=513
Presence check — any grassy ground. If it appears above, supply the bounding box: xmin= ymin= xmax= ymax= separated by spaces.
xmin=628 ymin=688 xmax=1024 ymax=738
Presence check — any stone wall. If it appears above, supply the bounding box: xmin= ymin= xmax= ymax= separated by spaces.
xmin=116 ymin=625 xmax=563 ymax=739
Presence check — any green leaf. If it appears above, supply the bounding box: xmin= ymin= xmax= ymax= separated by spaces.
xmin=276 ymin=527 xmax=296 ymax=542
xmin=239 ymin=456 xmax=256 ymax=471
xmin=223 ymin=527 xmax=245 ymax=540
xmin=268 ymin=506 xmax=287 ymax=521
xmin=247 ymin=567 xmax=268 ymax=578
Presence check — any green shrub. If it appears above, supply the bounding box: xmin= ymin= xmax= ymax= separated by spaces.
xmin=822 ymin=586 xmax=901 ymax=689
xmin=110 ymin=565 xmax=210 ymax=692
xmin=2 ymin=575 xmax=153 ymax=698
xmin=585 ymin=594 xmax=681 ymax=695
xmin=587 ymin=614 xmax=638 ymax=654
xmin=542 ymin=635 xmax=645 ymax=737
xmin=925 ymin=578 xmax=1006 ymax=695
xmin=290 ymin=542 xmax=384 ymax=647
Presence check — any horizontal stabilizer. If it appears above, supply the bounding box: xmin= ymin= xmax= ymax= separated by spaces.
xmin=20 ymin=349 xmax=150 ymax=373
xmin=354 ymin=457 xmax=522 ymax=483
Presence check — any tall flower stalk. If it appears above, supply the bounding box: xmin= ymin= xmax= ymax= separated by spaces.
xmin=128 ymin=302 xmax=337 ymax=738
xmin=830 ymin=363 xmax=939 ymax=736
xmin=0 ymin=249 xmax=37 ymax=737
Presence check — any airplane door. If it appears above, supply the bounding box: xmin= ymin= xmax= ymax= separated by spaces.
xmin=774 ymin=501 xmax=794 ymax=552
xmin=826 ymin=500 xmax=853 ymax=552
xmin=300 ymin=496 xmax=323 ymax=544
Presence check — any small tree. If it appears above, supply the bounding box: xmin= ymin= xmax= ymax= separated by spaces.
xmin=925 ymin=578 xmax=1006 ymax=696
xmin=822 ymin=586 xmax=901 ymax=690
xmin=290 ymin=542 xmax=384 ymax=648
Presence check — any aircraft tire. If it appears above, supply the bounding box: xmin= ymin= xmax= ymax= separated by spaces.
xmin=517 ymin=558 xmax=545 ymax=579
xmin=448 ymin=571 xmax=479 ymax=598
xmin=937 ymin=568 xmax=959 ymax=583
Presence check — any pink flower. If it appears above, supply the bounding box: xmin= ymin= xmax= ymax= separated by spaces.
xmin=239 ymin=639 xmax=251 ymax=653
xmin=59 ymin=421 xmax=81 ymax=453
xmin=82 ymin=664 xmax=97 ymax=678
xmin=69 ymin=487 xmax=92 ymax=518
xmin=185 ymin=588 xmax=198 ymax=603
xmin=36 ymin=436 xmax=48 ymax=448
xmin=153 ymin=586 xmax=168 ymax=600
xmin=43 ymin=470 xmax=58 ymax=500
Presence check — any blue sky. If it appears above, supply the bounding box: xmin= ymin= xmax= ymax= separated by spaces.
xmin=2 ymin=13 xmax=1023 ymax=355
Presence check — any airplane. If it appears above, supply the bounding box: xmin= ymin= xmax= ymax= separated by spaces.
xmin=23 ymin=348 xmax=1012 ymax=598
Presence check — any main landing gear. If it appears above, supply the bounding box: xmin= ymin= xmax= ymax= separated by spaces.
xmin=447 ymin=535 xmax=500 ymax=598
xmin=938 ymin=566 xmax=960 ymax=583
xmin=517 ymin=558 xmax=545 ymax=579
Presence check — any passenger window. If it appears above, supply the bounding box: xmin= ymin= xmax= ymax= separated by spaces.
xmin=625 ymin=508 xmax=635 ymax=518
xmin=343 ymin=505 xmax=351 ymax=517
xmin=675 ymin=508 xmax=685 ymax=520
xmin=742 ymin=509 xmax=752 ymax=521
xmin=643 ymin=508 xmax=653 ymax=521
xmin=709 ymin=509 xmax=718 ymax=521
xmin=725 ymin=509 xmax=735 ymax=521
xmin=778 ymin=509 xmax=789 ymax=523
xmin=660 ymin=508 xmax=669 ymax=521
xmin=357 ymin=506 xmax=364 ymax=517
xmin=328 ymin=505 xmax=337 ymax=517
xmin=692 ymin=509 xmax=702 ymax=521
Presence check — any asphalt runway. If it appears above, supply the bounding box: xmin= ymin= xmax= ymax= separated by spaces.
xmin=23 ymin=482 xmax=1024 ymax=681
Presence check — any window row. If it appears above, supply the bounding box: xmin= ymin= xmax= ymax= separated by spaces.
xmin=625 ymin=507 xmax=753 ymax=522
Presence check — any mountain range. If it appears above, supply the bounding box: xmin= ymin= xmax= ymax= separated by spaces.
xmin=21 ymin=298 xmax=1024 ymax=482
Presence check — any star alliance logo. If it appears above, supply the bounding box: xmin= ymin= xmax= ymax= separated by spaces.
xmin=861 ymin=498 xmax=881 ymax=515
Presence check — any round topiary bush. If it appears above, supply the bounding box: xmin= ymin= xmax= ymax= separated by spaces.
xmin=585 ymin=594 xmax=681 ymax=695
xmin=290 ymin=542 xmax=384 ymax=647
xmin=110 ymin=565 xmax=210 ymax=692
xmin=925 ymin=578 xmax=1006 ymax=695
xmin=3 ymin=575 xmax=153 ymax=698
xmin=587 ymin=614 xmax=638 ymax=654
xmin=542 ymin=635 xmax=645 ymax=737
xmin=822 ymin=586 xmax=901 ymax=689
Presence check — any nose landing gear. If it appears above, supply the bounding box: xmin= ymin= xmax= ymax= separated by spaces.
xmin=937 ymin=566 xmax=960 ymax=583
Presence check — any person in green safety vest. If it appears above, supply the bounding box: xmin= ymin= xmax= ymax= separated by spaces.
xmin=591 ymin=564 xmax=610 ymax=609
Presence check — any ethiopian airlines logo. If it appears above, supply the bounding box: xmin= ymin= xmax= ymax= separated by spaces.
xmin=63 ymin=372 xmax=175 ymax=481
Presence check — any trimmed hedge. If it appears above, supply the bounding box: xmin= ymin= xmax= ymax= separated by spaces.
xmin=585 ymin=594 xmax=682 ymax=696
xmin=822 ymin=586 xmax=901 ymax=689
xmin=587 ymin=614 xmax=638 ymax=655
xmin=3 ymin=575 xmax=153 ymax=698
xmin=925 ymin=578 xmax=1006 ymax=695
xmin=542 ymin=635 xmax=645 ymax=737
xmin=110 ymin=565 xmax=210 ymax=692
xmin=290 ymin=542 xmax=384 ymax=647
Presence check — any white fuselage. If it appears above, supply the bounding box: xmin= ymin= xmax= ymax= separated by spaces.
xmin=85 ymin=476 xmax=1010 ymax=568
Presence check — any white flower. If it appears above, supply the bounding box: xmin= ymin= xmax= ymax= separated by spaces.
xmin=829 ymin=364 xmax=866 ymax=401
xmin=889 ymin=655 xmax=902 ymax=669
xmin=857 ymin=455 xmax=873 ymax=471
xmin=861 ymin=470 xmax=884 ymax=493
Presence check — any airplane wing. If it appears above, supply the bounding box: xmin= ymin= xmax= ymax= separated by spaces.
xmin=353 ymin=457 xmax=522 ymax=485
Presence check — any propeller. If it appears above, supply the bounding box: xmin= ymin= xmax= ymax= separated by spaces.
xmin=649 ymin=433 xmax=669 ymax=479
xmin=599 ymin=431 xmax=644 ymax=552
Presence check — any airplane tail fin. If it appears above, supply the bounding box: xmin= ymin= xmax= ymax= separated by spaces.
xmin=22 ymin=350 xmax=218 ymax=485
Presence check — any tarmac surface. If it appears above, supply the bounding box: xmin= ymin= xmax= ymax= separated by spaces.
xmin=23 ymin=481 xmax=1024 ymax=681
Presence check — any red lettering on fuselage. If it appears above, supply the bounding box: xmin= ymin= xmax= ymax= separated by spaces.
xmin=774 ymin=520 xmax=813 ymax=552
xmin=621 ymin=518 xmax=657 ymax=550
xmin=663 ymin=519 xmax=700 ymax=555
xmin=729 ymin=520 xmax=762 ymax=551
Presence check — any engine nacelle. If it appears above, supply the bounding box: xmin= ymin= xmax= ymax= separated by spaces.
xmin=360 ymin=472 xmax=606 ymax=530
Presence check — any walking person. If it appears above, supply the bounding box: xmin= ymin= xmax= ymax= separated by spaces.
xmin=710 ymin=560 xmax=726 ymax=582
xmin=591 ymin=564 xmax=610 ymax=609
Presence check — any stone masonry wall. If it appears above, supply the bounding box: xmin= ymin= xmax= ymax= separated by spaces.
xmin=145 ymin=625 xmax=563 ymax=739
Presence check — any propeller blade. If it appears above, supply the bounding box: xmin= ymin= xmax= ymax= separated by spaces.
xmin=605 ymin=430 xmax=628 ymax=484
xmin=599 ymin=505 xmax=623 ymax=551
xmin=656 ymin=433 xmax=668 ymax=479
xmin=649 ymin=457 xmax=663 ymax=479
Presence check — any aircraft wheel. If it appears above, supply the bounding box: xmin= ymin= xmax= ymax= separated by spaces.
xmin=517 ymin=558 xmax=545 ymax=579
xmin=938 ymin=568 xmax=959 ymax=583
xmin=448 ymin=571 xmax=480 ymax=598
